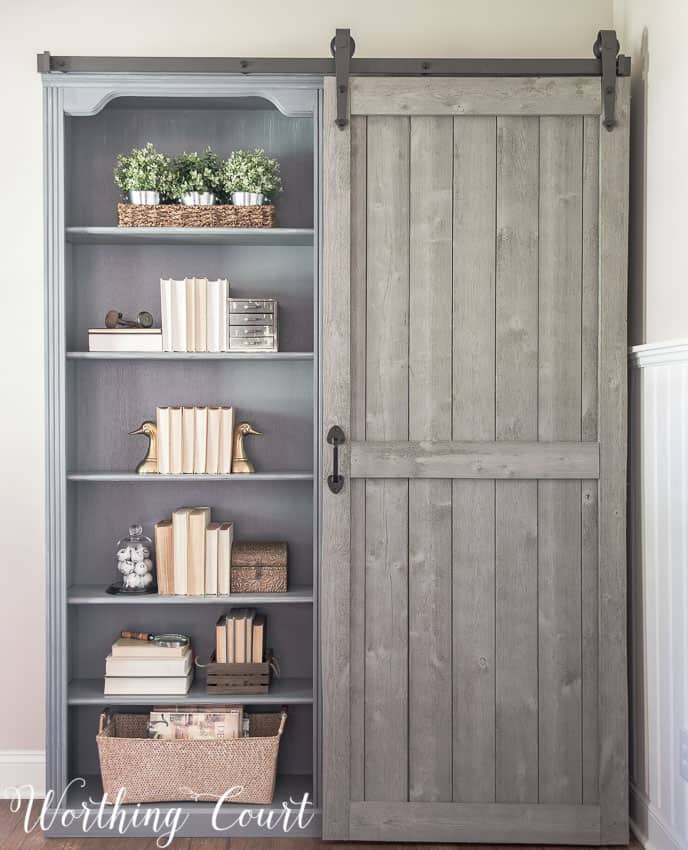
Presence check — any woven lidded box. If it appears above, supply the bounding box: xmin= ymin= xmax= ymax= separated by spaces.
xmin=231 ymin=542 xmax=287 ymax=593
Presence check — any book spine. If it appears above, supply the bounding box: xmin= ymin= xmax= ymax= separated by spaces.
xmin=169 ymin=407 xmax=183 ymax=474
xmin=193 ymin=407 xmax=208 ymax=474
xmin=219 ymin=407 xmax=234 ymax=475
xmin=205 ymin=526 xmax=219 ymax=595
xmin=206 ymin=407 xmax=221 ymax=474
xmin=154 ymin=520 xmax=173 ymax=595
xmin=160 ymin=278 xmax=173 ymax=352
xmin=181 ymin=407 xmax=195 ymax=474
xmin=207 ymin=281 xmax=221 ymax=352
xmin=195 ymin=277 xmax=208 ymax=352
xmin=220 ymin=278 xmax=229 ymax=352
xmin=170 ymin=279 xmax=187 ymax=352
xmin=185 ymin=277 xmax=196 ymax=352
xmin=172 ymin=509 xmax=189 ymax=595
xmin=156 ymin=407 xmax=170 ymax=475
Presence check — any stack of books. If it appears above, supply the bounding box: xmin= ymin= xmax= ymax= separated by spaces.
xmin=88 ymin=328 xmax=163 ymax=352
xmin=104 ymin=637 xmax=193 ymax=695
xmin=148 ymin=706 xmax=244 ymax=740
xmin=156 ymin=405 xmax=234 ymax=474
xmin=160 ymin=277 xmax=229 ymax=352
xmin=155 ymin=507 xmax=234 ymax=596
xmin=215 ymin=609 xmax=266 ymax=663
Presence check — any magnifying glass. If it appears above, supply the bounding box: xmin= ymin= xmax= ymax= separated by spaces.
xmin=120 ymin=630 xmax=190 ymax=648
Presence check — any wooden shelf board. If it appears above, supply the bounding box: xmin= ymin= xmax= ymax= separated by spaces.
xmin=69 ymin=677 xmax=313 ymax=705
xmin=67 ymin=350 xmax=314 ymax=361
xmin=66 ymin=226 xmax=314 ymax=246
xmin=68 ymin=584 xmax=314 ymax=605
xmin=67 ymin=472 xmax=313 ymax=482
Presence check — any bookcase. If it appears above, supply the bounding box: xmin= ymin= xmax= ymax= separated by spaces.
xmin=44 ymin=74 xmax=322 ymax=838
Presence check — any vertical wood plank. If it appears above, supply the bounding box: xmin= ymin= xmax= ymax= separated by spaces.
xmin=538 ymin=115 xmax=583 ymax=804
xmin=408 ymin=116 xmax=453 ymax=803
xmin=365 ymin=115 xmax=410 ymax=802
xmin=581 ymin=113 xmax=600 ymax=805
xmin=598 ymin=76 xmax=631 ymax=843
xmin=495 ymin=115 xmax=539 ymax=803
xmin=452 ymin=116 xmax=497 ymax=803
xmin=350 ymin=115 xmax=367 ymax=803
xmin=321 ymin=78 xmax=351 ymax=839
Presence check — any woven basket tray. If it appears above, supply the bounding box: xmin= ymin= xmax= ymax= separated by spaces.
xmin=117 ymin=203 xmax=275 ymax=228
xmin=97 ymin=710 xmax=286 ymax=804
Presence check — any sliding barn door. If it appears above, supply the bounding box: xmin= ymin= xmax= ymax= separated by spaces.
xmin=321 ymin=75 xmax=629 ymax=843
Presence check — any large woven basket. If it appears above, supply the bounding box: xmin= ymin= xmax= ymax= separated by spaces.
xmin=117 ymin=203 xmax=275 ymax=228
xmin=97 ymin=710 xmax=286 ymax=804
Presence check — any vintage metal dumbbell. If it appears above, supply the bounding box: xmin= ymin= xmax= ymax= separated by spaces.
xmin=104 ymin=309 xmax=154 ymax=329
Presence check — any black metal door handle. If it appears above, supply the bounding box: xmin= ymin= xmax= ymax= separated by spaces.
xmin=327 ymin=425 xmax=345 ymax=493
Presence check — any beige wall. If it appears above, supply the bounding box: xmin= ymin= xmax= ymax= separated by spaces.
xmin=0 ymin=0 xmax=612 ymax=752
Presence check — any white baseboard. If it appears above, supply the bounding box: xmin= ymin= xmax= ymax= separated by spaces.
xmin=631 ymin=783 xmax=685 ymax=850
xmin=0 ymin=751 xmax=45 ymax=798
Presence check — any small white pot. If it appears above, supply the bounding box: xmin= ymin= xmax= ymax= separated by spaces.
xmin=181 ymin=191 xmax=216 ymax=206
xmin=231 ymin=192 xmax=265 ymax=206
xmin=128 ymin=190 xmax=160 ymax=205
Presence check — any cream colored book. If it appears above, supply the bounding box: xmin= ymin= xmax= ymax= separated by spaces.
xmin=194 ymin=277 xmax=208 ymax=352
xmin=88 ymin=329 xmax=162 ymax=353
xmin=215 ymin=614 xmax=227 ymax=663
xmin=104 ymin=671 xmax=193 ymax=696
xmin=219 ymin=407 xmax=234 ymax=474
xmin=105 ymin=652 xmax=192 ymax=677
xmin=111 ymin=638 xmax=190 ymax=659
xmin=170 ymin=278 xmax=187 ymax=352
xmin=185 ymin=277 xmax=196 ymax=352
xmin=172 ymin=507 xmax=192 ymax=595
xmin=205 ymin=522 xmax=221 ymax=595
xmin=220 ymin=278 xmax=229 ymax=351
xmin=217 ymin=522 xmax=234 ymax=595
xmin=154 ymin=519 xmax=173 ymax=595
xmin=206 ymin=280 xmax=222 ymax=352
xmin=156 ymin=407 xmax=170 ymax=474
xmin=205 ymin=407 xmax=221 ymax=474
xmin=160 ymin=278 xmax=173 ymax=351
xmin=169 ymin=407 xmax=183 ymax=474
xmin=181 ymin=407 xmax=195 ymax=474
xmin=187 ymin=507 xmax=210 ymax=596
xmin=252 ymin=614 xmax=266 ymax=663
xmin=193 ymin=407 xmax=208 ymax=474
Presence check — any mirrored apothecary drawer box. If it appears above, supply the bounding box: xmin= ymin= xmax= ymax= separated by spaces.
xmin=228 ymin=298 xmax=278 ymax=352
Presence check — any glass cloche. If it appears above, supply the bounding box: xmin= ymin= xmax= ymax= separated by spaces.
xmin=110 ymin=523 xmax=156 ymax=594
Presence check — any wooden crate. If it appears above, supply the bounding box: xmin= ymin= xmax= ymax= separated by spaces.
xmin=206 ymin=660 xmax=272 ymax=695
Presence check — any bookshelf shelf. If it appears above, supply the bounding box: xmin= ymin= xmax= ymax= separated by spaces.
xmin=68 ymin=584 xmax=314 ymax=604
xmin=66 ymin=226 xmax=314 ymax=246
xmin=68 ymin=677 xmax=313 ymax=705
xmin=67 ymin=472 xmax=313 ymax=482
xmin=67 ymin=351 xmax=314 ymax=361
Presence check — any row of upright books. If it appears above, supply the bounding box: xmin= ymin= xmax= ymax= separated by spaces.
xmin=156 ymin=405 xmax=234 ymax=475
xmin=215 ymin=609 xmax=266 ymax=664
xmin=155 ymin=507 xmax=234 ymax=596
xmin=160 ymin=277 xmax=229 ymax=352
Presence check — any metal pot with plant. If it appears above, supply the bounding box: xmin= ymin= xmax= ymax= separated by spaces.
xmin=221 ymin=148 xmax=282 ymax=206
xmin=170 ymin=147 xmax=222 ymax=206
xmin=113 ymin=142 xmax=172 ymax=206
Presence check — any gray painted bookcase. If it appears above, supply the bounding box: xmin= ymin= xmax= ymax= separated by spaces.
xmin=44 ymin=72 xmax=322 ymax=838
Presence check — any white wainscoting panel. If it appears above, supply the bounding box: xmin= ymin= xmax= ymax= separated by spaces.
xmin=0 ymin=750 xmax=45 ymax=798
xmin=630 ymin=341 xmax=688 ymax=850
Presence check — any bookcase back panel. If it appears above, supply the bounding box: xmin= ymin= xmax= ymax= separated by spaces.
xmin=66 ymin=244 xmax=314 ymax=353
xmin=67 ymin=360 xmax=313 ymax=472
xmin=68 ymin=479 xmax=313 ymax=587
xmin=66 ymin=102 xmax=314 ymax=228
xmin=69 ymin=604 xmax=313 ymax=679
xmin=69 ymin=704 xmax=314 ymax=778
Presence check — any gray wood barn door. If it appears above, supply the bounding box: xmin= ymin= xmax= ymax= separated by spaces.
xmin=321 ymin=75 xmax=629 ymax=844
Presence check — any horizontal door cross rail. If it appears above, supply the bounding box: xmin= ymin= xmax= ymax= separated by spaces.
xmin=350 ymin=441 xmax=600 ymax=480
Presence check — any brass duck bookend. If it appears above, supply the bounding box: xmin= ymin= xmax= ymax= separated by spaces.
xmin=232 ymin=422 xmax=262 ymax=473
xmin=128 ymin=421 xmax=158 ymax=474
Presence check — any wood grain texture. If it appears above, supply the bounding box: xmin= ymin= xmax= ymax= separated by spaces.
xmin=350 ymin=800 xmax=601 ymax=844
xmin=364 ymin=115 xmax=410 ymax=802
xmin=350 ymin=77 xmax=602 ymax=117
xmin=349 ymin=114 xmax=367 ymax=804
xmin=408 ymin=116 xmax=453 ymax=803
xmin=351 ymin=440 xmax=599 ymax=479
xmin=452 ymin=115 xmax=496 ymax=803
xmin=495 ymin=115 xmax=539 ymax=804
xmin=321 ymin=76 xmax=352 ymax=840
xmin=581 ymin=113 xmax=600 ymax=806
xmin=537 ymin=115 xmax=583 ymax=804
xmin=597 ymin=77 xmax=631 ymax=843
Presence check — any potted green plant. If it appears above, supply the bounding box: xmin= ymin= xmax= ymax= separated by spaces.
xmin=113 ymin=143 xmax=171 ymax=205
xmin=170 ymin=147 xmax=222 ymax=206
xmin=221 ymin=149 xmax=282 ymax=206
